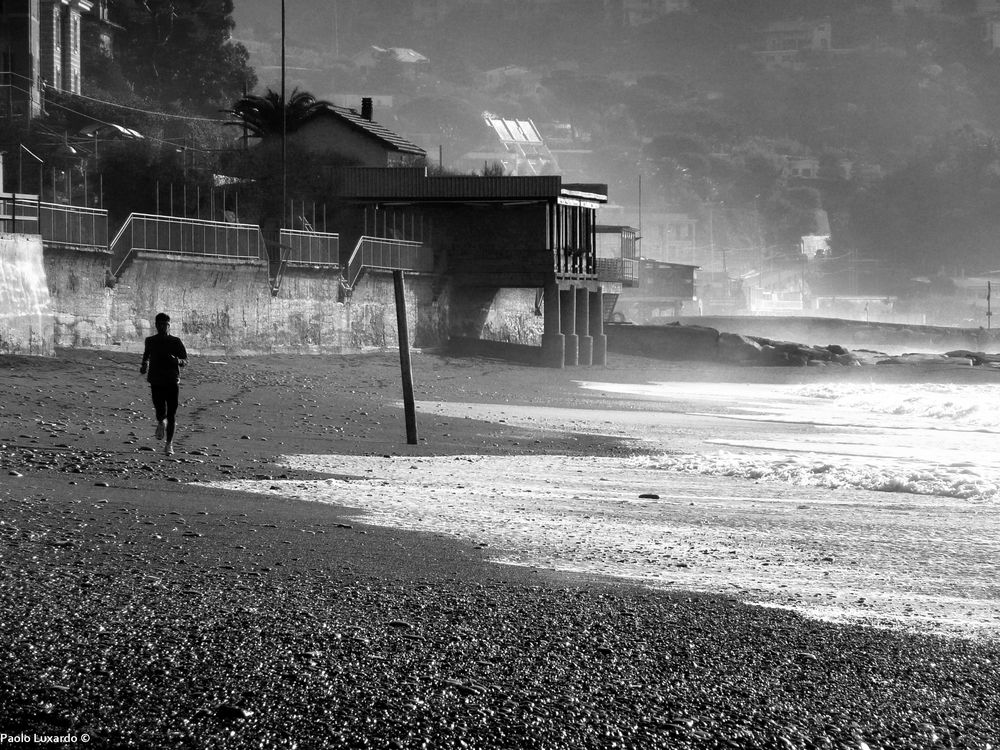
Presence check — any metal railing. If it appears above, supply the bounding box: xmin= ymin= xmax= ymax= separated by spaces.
xmin=111 ymin=213 xmax=266 ymax=276
xmin=40 ymin=201 xmax=109 ymax=249
xmin=278 ymin=228 xmax=340 ymax=266
xmin=0 ymin=194 xmax=39 ymax=234
xmin=346 ymin=236 xmax=433 ymax=288
xmin=596 ymin=257 xmax=640 ymax=285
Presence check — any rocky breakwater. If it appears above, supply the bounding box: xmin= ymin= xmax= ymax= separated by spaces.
xmin=608 ymin=322 xmax=1000 ymax=369
xmin=719 ymin=331 xmax=1000 ymax=369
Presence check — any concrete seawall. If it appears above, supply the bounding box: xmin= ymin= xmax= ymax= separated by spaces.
xmin=2 ymin=233 xmax=453 ymax=356
xmin=0 ymin=234 xmax=53 ymax=355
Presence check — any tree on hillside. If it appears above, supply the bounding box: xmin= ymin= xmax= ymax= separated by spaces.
xmin=97 ymin=0 xmax=256 ymax=111
xmin=851 ymin=125 xmax=1000 ymax=276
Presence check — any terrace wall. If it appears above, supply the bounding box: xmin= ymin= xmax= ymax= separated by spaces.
xmin=4 ymin=240 xmax=449 ymax=356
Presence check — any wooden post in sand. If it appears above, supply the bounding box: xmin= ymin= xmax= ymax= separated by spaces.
xmin=393 ymin=270 xmax=418 ymax=444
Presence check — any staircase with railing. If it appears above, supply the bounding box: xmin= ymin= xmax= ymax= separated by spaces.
xmin=269 ymin=228 xmax=340 ymax=294
xmin=19 ymin=206 xmax=429 ymax=295
xmin=344 ymin=236 xmax=434 ymax=289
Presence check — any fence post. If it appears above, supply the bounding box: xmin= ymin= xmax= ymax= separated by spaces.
xmin=394 ymin=269 xmax=418 ymax=445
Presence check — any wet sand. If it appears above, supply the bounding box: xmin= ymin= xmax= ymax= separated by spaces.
xmin=1 ymin=348 xmax=998 ymax=748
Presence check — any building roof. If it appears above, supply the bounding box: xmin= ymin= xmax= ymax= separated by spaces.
xmin=354 ymin=46 xmax=429 ymax=66
xmin=309 ymin=105 xmax=426 ymax=157
xmin=763 ymin=19 xmax=830 ymax=33
xmin=484 ymin=113 xmax=543 ymax=144
xmin=642 ymin=258 xmax=700 ymax=270
xmin=332 ymin=167 xmax=607 ymax=203
xmin=596 ymin=225 xmax=638 ymax=233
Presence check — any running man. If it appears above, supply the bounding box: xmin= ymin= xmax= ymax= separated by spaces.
xmin=140 ymin=312 xmax=188 ymax=455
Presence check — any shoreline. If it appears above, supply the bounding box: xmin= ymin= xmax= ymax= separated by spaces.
xmin=2 ymin=348 xmax=998 ymax=748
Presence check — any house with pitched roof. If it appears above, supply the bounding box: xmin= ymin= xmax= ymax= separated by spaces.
xmin=290 ymin=98 xmax=426 ymax=168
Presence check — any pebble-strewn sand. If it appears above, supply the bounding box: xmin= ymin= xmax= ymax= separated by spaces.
xmin=1 ymin=348 xmax=998 ymax=749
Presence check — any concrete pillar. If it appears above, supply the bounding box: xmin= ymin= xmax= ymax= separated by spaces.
xmin=589 ymin=290 xmax=607 ymax=366
xmin=560 ymin=286 xmax=578 ymax=366
xmin=541 ymin=280 xmax=565 ymax=368
xmin=576 ymin=286 xmax=592 ymax=366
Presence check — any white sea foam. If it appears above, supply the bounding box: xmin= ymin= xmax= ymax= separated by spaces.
xmin=208 ymin=379 xmax=1000 ymax=638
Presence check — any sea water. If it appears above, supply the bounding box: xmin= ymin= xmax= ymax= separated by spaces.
xmin=212 ymin=380 xmax=1000 ymax=639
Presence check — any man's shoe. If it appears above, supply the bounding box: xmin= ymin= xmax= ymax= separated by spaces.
xmin=164 ymin=442 xmax=174 ymax=456
xmin=155 ymin=421 xmax=166 ymax=440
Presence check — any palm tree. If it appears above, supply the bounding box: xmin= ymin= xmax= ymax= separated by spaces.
xmin=225 ymin=88 xmax=333 ymax=141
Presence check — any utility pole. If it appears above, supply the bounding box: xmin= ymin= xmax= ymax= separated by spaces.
xmin=637 ymin=172 xmax=642 ymax=259
xmin=332 ymin=0 xmax=340 ymax=58
xmin=281 ymin=0 xmax=287 ymax=230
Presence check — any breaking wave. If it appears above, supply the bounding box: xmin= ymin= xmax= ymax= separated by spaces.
xmin=794 ymin=383 xmax=1000 ymax=431
xmin=641 ymin=451 xmax=1000 ymax=503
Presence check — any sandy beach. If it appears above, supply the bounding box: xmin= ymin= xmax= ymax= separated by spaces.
xmin=1 ymin=347 xmax=998 ymax=749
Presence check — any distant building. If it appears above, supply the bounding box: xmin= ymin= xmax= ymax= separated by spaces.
xmin=639 ymin=212 xmax=697 ymax=265
xmin=353 ymin=46 xmax=428 ymax=79
xmin=985 ymin=16 xmax=1000 ymax=50
xmin=891 ymin=0 xmax=943 ymax=13
xmin=755 ymin=18 xmax=831 ymax=70
xmin=616 ymin=259 xmax=698 ymax=321
xmin=608 ymin=0 xmax=691 ymax=27
xmin=784 ymin=155 xmax=820 ymax=179
xmin=457 ymin=113 xmax=559 ymax=176
xmin=761 ymin=19 xmax=832 ymax=51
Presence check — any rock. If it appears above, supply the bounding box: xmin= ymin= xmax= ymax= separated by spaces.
xmin=877 ymin=353 xmax=969 ymax=366
xmin=216 ymin=703 xmax=253 ymax=721
xmin=758 ymin=345 xmax=790 ymax=366
xmin=717 ymin=333 xmax=763 ymax=363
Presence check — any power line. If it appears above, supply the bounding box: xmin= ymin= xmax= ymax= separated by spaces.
xmin=55 ymin=85 xmax=228 ymax=124
xmin=39 ymin=95 xmax=219 ymax=154
xmin=0 ymin=77 xmax=228 ymax=154
xmin=2 ymin=70 xmax=230 ymax=124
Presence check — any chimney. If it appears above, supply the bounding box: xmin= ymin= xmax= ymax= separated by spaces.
xmin=361 ymin=97 xmax=373 ymax=121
